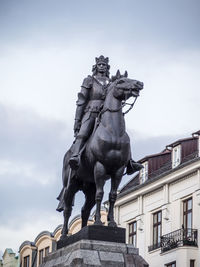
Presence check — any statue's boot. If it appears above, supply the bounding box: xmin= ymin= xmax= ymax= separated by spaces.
xmin=127 ymin=159 xmax=143 ymax=175
xmin=69 ymin=138 xmax=84 ymax=170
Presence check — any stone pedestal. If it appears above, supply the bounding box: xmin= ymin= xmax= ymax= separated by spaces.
xmin=41 ymin=239 xmax=148 ymax=267
xmin=57 ymin=225 xmax=126 ymax=249
xmin=40 ymin=226 xmax=148 ymax=267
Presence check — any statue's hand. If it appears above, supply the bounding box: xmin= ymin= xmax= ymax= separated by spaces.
xmin=74 ymin=130 xmax=79 ymax=138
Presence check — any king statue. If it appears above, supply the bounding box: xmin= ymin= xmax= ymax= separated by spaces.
xmin=69 ymin=55 xmax=142 ymax=174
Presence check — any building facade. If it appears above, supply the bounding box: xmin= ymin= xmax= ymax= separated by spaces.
xmin=115 ymin=131 xmax=200 ymax=267
xmin=19 ymin=208 xmax=107 ymax=267
xmin=0 ymin=249 xmax=19 ymax=267
xmin=19 ymin=225 xmax=62 ymax=267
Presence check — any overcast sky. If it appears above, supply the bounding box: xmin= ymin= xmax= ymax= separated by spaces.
xmin=0 ymin=0 xmax=200 ymax=256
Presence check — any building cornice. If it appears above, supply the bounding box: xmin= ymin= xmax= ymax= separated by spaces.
xmin=19 ymin=241 xmax=36 ymax=253
xmin=34 ymin=231 xmax=53 ymax=245
xmin=52 ymin=224 xmax=63 ymax=236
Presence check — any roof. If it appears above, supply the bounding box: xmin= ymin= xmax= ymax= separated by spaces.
xmin=3 ymin=248 xmax=15 ymax=259
xmin=192 ymin=130 xmax=200 ymax=136
xmin=52 ymin=224 xmax=63 ymax=236
xmin=19 ymin=241 xmax=36 ymax=252
xmin=119 ymin=173 xmax=140 ymax=193
xmin=119 ymin=131 xmax=200 ymax=198
xmin=5 ymin=249 xmax=14 ymax=254
xmin=34 ymin=231 xmax=53 ymax=244
xmin=118 ymin=156 xmax=200 ymax=199
xmin=138 ymin=149 xmax=171 ymax=163
xmin=166 ymin=136 xmax=197 ymax=148
xmin=19 ymin=224 xmax=66 ymax=252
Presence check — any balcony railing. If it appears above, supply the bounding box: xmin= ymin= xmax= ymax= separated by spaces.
xmin=161 ymin=228 xmax=198 ymax=253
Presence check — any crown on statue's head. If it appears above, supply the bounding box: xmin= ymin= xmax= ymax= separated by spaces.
xmin=95 ymin=55 xmax=109 ymax=65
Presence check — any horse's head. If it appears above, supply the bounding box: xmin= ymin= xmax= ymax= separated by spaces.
xmin=111 ymin=70 xmax=143 ymax=100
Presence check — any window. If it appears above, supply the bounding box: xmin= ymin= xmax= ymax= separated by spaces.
xmin=45 ymin=247 xmax=50 ymax=256
xmin=172 ymin=145 xmax=181 ymax=168
xmin=153 ymin=211 xmax=162 ymax=247
xmin=140 ymin=161 xmax=148 ymax=183
xmin=166 ymin=262 xmax=176 ymax=267
xmin=128 ymin=221 xmax=137 ymax=247
xmin=39 ymin=249 xmax=44 ymax=265
xmin=23 ymin=256 xmax=30 ymax=267
xmin=183 ymin=198 xmax=192 ymax=229
xmin=190 ymin=259 xmax=195 ymax=267
xmin=39 ymin=247 xmax=50 ymax=265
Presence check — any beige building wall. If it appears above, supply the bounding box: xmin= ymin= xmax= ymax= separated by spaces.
xmin=35 ymin=235 xmax=53 ymax=267
xmin=115 ymin=160 xmax=200 ymax=267
xmin=20 ymin=244 xmax=36 ymax=267
xmin=53 ymin=228 xmax=62 ymax=242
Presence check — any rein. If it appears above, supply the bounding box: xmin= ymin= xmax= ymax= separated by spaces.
xmin=99 ymin=96 xmax=138 ymax=117
xmin=122 ymin=96 xmax=138 ymax=115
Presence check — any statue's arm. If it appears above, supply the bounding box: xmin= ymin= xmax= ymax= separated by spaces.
xmin=73 ymin=77 xmax=92 ymax=137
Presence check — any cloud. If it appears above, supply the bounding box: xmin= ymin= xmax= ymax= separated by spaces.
xmin=0 ymin=103 xmax=70 ymax=228
xmin=1 ymin=0 xmax=199 ymax=51
xmin=0 ymin=0 xmax=199 ymax=255
xmin=0 ymin=212 xmax=62 ymax=254
xmin=1 ymin=43 xmax=200 ymax=138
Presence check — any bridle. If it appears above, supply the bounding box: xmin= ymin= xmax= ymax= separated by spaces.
xmin=99 ymin=94 xmax=138 ymax=116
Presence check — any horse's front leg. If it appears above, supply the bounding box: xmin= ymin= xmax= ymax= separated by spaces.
xmin=108 ymin=166 xmax=124 ymax=227
xmin=94 ymin=161 xmax=106 ymax=225
xmin=81 ymin=183 xmax=96 ymax=228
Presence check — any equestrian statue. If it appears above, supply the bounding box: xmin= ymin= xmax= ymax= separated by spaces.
xmin=57 ymin=56 xmax=144 ymax=239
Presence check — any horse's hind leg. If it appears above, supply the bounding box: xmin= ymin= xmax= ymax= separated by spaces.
xmin=94 ymin=161 xmax=106 ymax=225
xmin=108 ymin=166 xmax=124 ymax=227
xmin=81 ymin=183 xmax=96 ymax=228
xmin=60 ymin=180 xmax=79 ymax=239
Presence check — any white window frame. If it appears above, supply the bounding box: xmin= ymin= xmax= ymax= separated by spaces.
xmin=172 ymin=145 xmax=181 ymax=168
xmin=128 ymin=220 xmax=137 ymax=247
xmin=140 ymin=161 xmax=148 ymax=183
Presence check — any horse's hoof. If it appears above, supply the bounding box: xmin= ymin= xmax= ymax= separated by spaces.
xmin=59 ymin=235 xmax=65 ymax=240
xmin=94 ymin=220 xmax=103 ymax=226
xmin=59 ymin=234 xmax=67 ymax=240
xmin=108 ymin=221 xmax=117 ymax=227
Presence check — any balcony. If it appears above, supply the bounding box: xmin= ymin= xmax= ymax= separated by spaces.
xmin=161 ymin=228 xmax=198 ymax=253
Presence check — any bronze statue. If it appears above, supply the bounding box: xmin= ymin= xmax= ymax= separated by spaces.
xmin=69 ymin=56 xmax=110 ymax=170
xmin=57 ymin=56 xmax=143 ymax=239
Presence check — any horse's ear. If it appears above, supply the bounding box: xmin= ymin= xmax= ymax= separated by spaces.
xmin=116 ymin=70 xmax=121 ymax=79
xmin=124 ymin=71 xmax=128 ymax=77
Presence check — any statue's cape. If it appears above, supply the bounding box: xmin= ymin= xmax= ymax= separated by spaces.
xmin=56 ymin=145 xmax=75 ymax=212
xmin=56 ymin=187 xmax=65 ymax=212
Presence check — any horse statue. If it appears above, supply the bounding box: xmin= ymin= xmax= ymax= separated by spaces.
xmin=57 ymin=71 xmax=143 ymax=239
